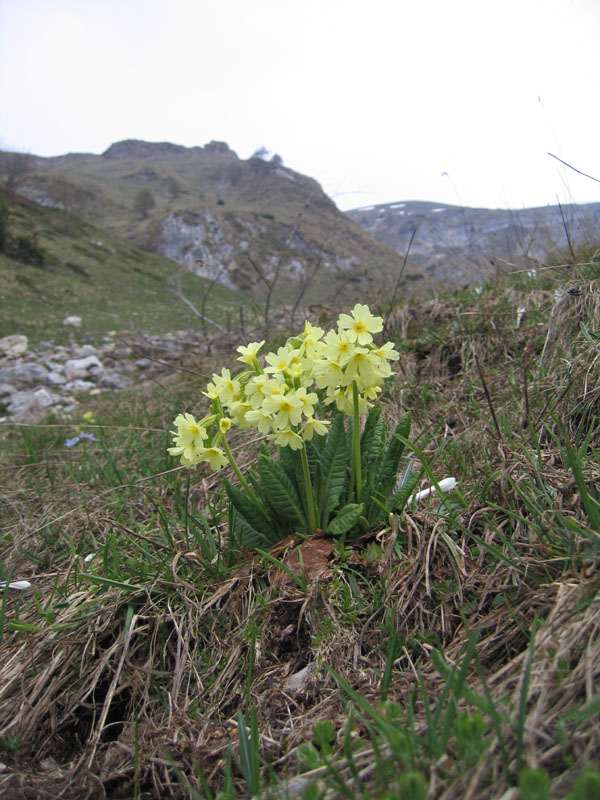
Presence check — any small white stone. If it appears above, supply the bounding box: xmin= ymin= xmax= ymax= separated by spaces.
xmin=409 ymin=477 xmax=458 ymax=504
xmin=0 ymin=334 xmax=28 ymax=358
xmin=0 ymin=580 xmax=32 ymax=590
xmin=64 ymin=356 xmax=104 ymax=381
xmin=285 ymin=665 xmax=311 ymax=692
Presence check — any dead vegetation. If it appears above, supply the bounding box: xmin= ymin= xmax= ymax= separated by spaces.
xmin=0 ymin=253 xmax=600 ymax=798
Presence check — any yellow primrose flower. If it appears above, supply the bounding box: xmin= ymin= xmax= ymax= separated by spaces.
xmin=272 ymin=427 xmax=304 ymax=450
xmin=262 ymin=390 xmax=304 ymax=429
xmin=313 ymin=357 xmax=344 ymax=391
xmin=82 ymin=411 xmax=96 ymax=424
xmin=337 ymin=303 xmax=383 ymax=345
xmin=245 ymin=374 xmax=268 ymax=408
xmin=168 ymin=412 xmax=208 ymax=465
xmin=295 ymin=386 xmax=318 ymax=418
xmin=229 ymin=400 xmax=253 ymax=428
xmin=260 ymin=377 xmax=288 ymax=398
xmin=342 ymin=347 xmax=380 ymax=386
xmin=372 ymin=341 xmax=399 ymax=362
xmin=264 ymin=346 xmax=297 ymax=374
xmin=301 ymin=417 xmax=330 ymax=441
xmin=324 ymin=386 xmax=369 ymax=415
xmin=171 ymin=413 xmax=207 ymax=443
xmin=172 ymin=451 xmax=196 ymax=468
xmin=203 ymin=380 xmax=219 ymax=401
xmin=303 ymin=320 xmax=324 ymax=339
xmin=287 ymin=361 xmax=303 ymax=381
xmin=323 ymin=329 xmax=354 ymax=365
xmin=363 ymin=385 xmax=382 ymax=401
xmin=236 ymin=340 xmax=265 ymax=366
xmin=208 ymin=368 xmax=241 ymax=406
xmin=197 ymin=446 xmax=229 ymax=471
xmin=219 ymin=417 xmax=232 ymax=433
xmin=298 ymin=321 xmax=325 ymax=357
xmin=245 ymin=408 xmax=275 ymax=435
xmin=370 ymin=362 xmax=392 ymax=384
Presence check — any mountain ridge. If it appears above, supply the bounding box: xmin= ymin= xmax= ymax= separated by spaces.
xmin=2 ymin=140 xmax=407 ymax=305
xmin=3 ymin=140 xmax=599 ymax=296
xmin=346 ymin=199 xmax=600 ymax=283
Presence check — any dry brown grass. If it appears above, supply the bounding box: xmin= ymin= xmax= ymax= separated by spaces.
xmin=1 ymin=255 xmax=600 ymax=798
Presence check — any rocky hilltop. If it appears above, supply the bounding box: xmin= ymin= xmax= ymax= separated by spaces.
xmin=347 ymin=200 xmax=600 ymax=284
xmin=5 ymin=140 xmax=405 ymax=304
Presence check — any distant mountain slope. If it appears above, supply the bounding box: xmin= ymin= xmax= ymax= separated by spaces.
xmin=2 ymin=141 xmax=407 ymax=305
xmin=347 ymin=200 xmax=600 ymax=284
xmin=0 ymin=192 xmax=250 ymax=345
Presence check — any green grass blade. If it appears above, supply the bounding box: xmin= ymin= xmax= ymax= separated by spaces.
xmin=80 ymin=574 xmax=144 ymax=592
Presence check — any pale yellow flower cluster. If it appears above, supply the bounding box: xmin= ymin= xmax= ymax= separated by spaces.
xmin=168 ymin=411 xmax=229 ymax=470
xmin=169 ymin=304 xmax=399 ymax=467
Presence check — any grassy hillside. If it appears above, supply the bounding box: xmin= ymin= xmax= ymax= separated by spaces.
xmin=1 ymin=246 xmax=600 ymax=798
xmin=3 ymin=142 xmax=411 ymax=304
xmin=0 ymin=192 xmax=253 ymax=346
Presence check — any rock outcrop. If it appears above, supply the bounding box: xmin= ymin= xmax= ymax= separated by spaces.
xmin=347 ymin=200 xmax=600 ymax=285
xmin=0 ymin=330 xmax=216 ymax=422
xmin=101 ymin=140 xmax=190 ymax=160
xmin=10 ymin=139 xmax=406 ymax=301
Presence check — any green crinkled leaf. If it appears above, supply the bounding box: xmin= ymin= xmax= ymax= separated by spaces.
xmin=278 ymin=443 xmax=297 ymax=482
xmin=319 ymin=414 xmax=348 ymax=524
xmin=327 ymin=503 xmax=364 ymax=535
xmin=229 ymin=506 xmax=274 ymax=550
xmin=312 ymin=457 xmax=323 ymax=518
xmin=224 ymin=479 xmax=275 ymax=539
xmin=277 ymin=446 xmax=304 ymax=513
xmin=310 ymin=431 xmax=327 ymax=453
xmin=367 ymin=413 xmax=412 ymax=523
xmin=359 ymin=406 xmax=381 ymax=466
xmin=364 ymin=417 xmax=386 ymax=472
xmin=258 ymin=454 xmax=307 ymax=529
xmin=387 ymin=469 xmax=423 ymax=513
xmin=305 ymin=440 xmax=321 ymax=482
xmin=376 ymin=414 xmax=411 ymax=497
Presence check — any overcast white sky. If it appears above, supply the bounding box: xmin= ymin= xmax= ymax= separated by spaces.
xmin=1 ymin=0 xmax=599 ymax=211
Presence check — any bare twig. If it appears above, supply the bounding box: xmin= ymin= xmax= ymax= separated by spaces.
xmin=289 ymin=257 xmax=323 ymax=327
xmin=474 ymin=351 xmax=503 ymax=440
xmin=549 ymin=152 xmax=600 ymax=185
xmin=199 ymin=260 xmax=227 ymax=340
xmin=556 ymin=197 xmax=576 ymax=261
xmin=383 ymin=226 xmax=416 ymax=336
xmin=168 ymin=271 xmax=227 ymax=333
xmin=246 ymin=254 xmax=278 ymax=333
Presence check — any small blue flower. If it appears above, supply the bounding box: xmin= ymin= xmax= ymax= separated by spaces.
xmin=65 ymin=432 xmax=99 ymax=447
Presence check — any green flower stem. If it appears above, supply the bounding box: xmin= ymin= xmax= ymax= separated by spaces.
xmin=352 ymin=381 xmax=362 ymax=499
xmin=221 ymin=435 xmax=258 ymax=505
xmin=212 ymin=397 xmax=256 ymax=501
xmin=300 ymin=443 xmax=318 ymax=533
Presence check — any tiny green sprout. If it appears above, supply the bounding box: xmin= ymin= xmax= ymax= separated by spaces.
xmin=300 ymin=784 xmax=324 ymax=800
xmin=452 ymin=711 xmax=487 ymax=767
xmin=386 ymin=728 xmax=415 ymax=766
xmin=312 ymin=719 xmax=336 ymax=752
xmin=378 ymin=699 xmax=404 ymax=722
xmin=394 ymin=770 xmax=427 ymax=800
xmin=566 ymin=764 xmax=600 ymax=800
xmin=518 ymin=766 xmax=551 ymax=800
xmin=296 ymin=719 xmax=337 ymax=769
xmin=295 ymin=741 xmax=323 ymax=770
